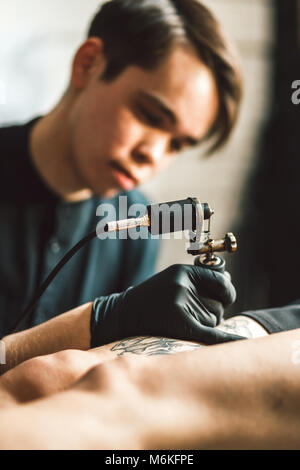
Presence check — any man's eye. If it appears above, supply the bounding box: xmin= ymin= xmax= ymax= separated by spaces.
xmin=170 ymin=139 xmax=182 ymax=153
xmin=138 ymin=106 xmax=162 ymax=127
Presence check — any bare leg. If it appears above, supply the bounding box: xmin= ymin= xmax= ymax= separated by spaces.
xmin=0 ymin=329 xmax=300 ymax=449
xmin=0 ymin=337 xmax=203 ymax=407
xmin=0 ymin=349 xmax=101 ymax=407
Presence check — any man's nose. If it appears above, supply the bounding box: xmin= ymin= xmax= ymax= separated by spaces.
xmin=131 ymin=140 xmax=166 ymax=168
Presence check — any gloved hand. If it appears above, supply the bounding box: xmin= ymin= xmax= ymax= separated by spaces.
xmin=90 ymin=264 xmax=244 ymax=347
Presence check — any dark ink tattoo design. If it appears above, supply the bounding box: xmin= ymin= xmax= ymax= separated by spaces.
xmin=111 ymin=337 xmax=203 ymax=357
xmin=217 ymin=318 xmax=255 ymax=339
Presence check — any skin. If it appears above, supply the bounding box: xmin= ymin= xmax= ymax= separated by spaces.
xmin=1 ymin=302 xmax=93 ymax=374
xmin=29 ymin=38 xmax=218 ymax=202
xmin=0 ymin=316 xmax=268 ymax=405
xmin=0 ymin=328 xmax=299 ymax=450
xmin=0 ymin=338 xmax=204 ymax=409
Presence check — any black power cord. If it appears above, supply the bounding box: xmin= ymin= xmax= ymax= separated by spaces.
xmin=11 ymin=230 xmax=97 ymax=334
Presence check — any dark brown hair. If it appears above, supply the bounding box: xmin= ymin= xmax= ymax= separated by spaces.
xmin=88 ymin=0 xmax=242 ymax=152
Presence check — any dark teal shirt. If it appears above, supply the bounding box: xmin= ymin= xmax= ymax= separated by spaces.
xmin=0 ymin=119 xmax=158 ymax=337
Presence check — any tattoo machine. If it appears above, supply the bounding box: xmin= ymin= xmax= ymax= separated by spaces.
xmin=105 ymin=197 xmax=237 ymax=273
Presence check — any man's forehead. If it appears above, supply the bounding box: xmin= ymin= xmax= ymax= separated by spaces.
xmin=135 ymin=82 xmax=218 ymax=142
xmin=117 ymin=45 xmax=218 ymax=139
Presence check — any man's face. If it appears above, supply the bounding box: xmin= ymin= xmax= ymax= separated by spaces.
xmin=68 ymin=44 xmax=218 ymax=199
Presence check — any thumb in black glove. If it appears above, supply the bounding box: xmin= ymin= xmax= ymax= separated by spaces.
xmin=91 ymin=264 xmax=244 ymax=347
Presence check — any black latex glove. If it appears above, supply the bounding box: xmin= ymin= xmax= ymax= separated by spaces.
xmin=90 ymin=264 xmax=245 ymax=348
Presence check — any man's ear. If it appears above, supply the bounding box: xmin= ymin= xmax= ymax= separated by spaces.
xmin=71 ymin=37 xmax=106 ymax=89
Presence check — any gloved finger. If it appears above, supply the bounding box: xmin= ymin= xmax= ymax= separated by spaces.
xmin=195 ymin=297 xmax=224 ymax=326
xmin=200 ymin=326 xmax=246 ymax=345
xmin=181 ymin=315 xmax=246 ymax=345
xmin=189 ymin=266 xmax=236 ymax=307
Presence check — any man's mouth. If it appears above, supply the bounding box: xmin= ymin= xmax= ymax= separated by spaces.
xmin=109 ymin=161 xmax=139 ymax=191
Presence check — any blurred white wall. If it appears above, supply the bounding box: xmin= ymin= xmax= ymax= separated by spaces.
xmin=0 ymin=0 xmax=102 ymax=123
xmin=0 ymin=0 xmax=275 ymax=270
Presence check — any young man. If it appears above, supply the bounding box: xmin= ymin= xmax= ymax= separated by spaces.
xmin=0 ymin=0 xmax=242 ymax=349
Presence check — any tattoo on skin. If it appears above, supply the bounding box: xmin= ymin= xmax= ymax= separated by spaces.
xmin=110 ymin=318 xmax=267 ymax=357
xmin=217 ymin=317 xmax=255 ymax=339
xmin=111 ymin=337 xmax=203 ymax=357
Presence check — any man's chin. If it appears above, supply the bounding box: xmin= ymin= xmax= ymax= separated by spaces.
xmin=86 ymin=173 xmax=134 ymax=200
xmin=92 ymin=185 xmax=123 ymax=201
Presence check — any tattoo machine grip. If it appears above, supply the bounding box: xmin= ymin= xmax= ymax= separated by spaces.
xmin=147 ymin=197 xmax=212 ymax=236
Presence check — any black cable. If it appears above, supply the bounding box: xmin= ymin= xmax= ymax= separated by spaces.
xmin=11 ymin=230 xmax=98 ymax=334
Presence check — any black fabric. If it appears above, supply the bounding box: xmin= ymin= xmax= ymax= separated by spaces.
xmin=0 ymin=119 xmax=158 ymax=337
xmin=235 ymin=300 xmax=300 ymax=334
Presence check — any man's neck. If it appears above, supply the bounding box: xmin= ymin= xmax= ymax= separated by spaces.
xmin=29 ymin=96 xmax=93 ymax=203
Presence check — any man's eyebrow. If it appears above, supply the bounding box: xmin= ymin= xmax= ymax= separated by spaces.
xmin=138 ymin=90 xmax=201 ymax=146
xmin=139 ymin=90 xmax=177 ymax=126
